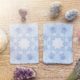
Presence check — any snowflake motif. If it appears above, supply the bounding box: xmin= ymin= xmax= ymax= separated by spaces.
xmin=61 ymin=27 xmax=67 ymax=33
xmin=48 ymin=53 xmax=55 ymax=59
xmin=15 ymin=27 xmax=22 ymax=33
xmin=18 ymin=38 xmax=30 ymax=50
xmin=27 ymin=27 xmax=32 ymax=32
xmin=60 ymin=54 xmax=66 ymax=60
xmin=50 ymin=27 xmax=56 ymax=33
xmin=27 ymin=54 xmax=33 ymax=60
xmin=43 ymin=23 xmax=73 ymax=64
xmin=52 ymin=37 xmax=64 ymax=49
xmin=10 ymin=24 xmax=38 ymax=64
xmin=16 ymin=54 xmax=22 ymax=61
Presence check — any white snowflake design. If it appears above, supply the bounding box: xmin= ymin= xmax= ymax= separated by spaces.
xmin=52 ymin=37 xmax=64 ymax=49
xmin=10 ymin=24 xmax=39 ymax=64
xmin=43 ymin=23 xmax=73 ymax=64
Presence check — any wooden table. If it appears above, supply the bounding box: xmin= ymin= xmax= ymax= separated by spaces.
xmin=0 ymin=0 xmax=80 ymax=80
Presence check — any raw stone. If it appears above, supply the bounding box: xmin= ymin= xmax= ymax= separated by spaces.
xmin=65 ymin=9 xmax=78 ymax=21
xmin=13 ymin=67 xmax=36 ymax=80
xmin=50 ymin=1 xmax=62 ymax=18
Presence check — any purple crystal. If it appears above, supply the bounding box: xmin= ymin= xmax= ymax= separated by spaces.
xmin=13 ymin=67 xmax=36 ymax=80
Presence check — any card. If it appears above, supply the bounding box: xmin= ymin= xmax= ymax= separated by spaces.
xmin=43 ymin=23 xmax=73 ymax=64
xmin=10 ymin=23 xmax=39 ymax=64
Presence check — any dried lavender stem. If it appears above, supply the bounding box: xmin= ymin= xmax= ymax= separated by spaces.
xmin=67 ymin=59 xmax=80 ymax=80
xmin=67 ymin=71 xmax=77 ymax=80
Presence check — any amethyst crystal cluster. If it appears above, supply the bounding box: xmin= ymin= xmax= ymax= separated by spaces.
xmin=13 ymin=67 xmax=36 ymax=80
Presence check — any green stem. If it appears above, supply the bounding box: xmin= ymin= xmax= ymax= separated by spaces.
xmin=67 ymin=71 xmax=77 ymax=80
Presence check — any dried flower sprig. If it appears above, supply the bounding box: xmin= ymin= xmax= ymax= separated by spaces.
xmin=67 ymin=59 xmax=80 ymax=80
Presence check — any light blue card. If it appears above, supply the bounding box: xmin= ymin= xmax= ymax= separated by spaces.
xmin=10 ymin=23 xmax=39 ymax=64
xmin=43 ymin=23 xmax=73 ymax=64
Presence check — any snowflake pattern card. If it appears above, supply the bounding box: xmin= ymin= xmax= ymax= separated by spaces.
xmin=10 ymin=23 xmax=39 ymax=64
xmin=43 ymin=23 xmax=73 ymax=64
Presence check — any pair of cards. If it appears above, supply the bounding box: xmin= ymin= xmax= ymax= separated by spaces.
xmin=10 ymin=23 xmax=73 ymax=64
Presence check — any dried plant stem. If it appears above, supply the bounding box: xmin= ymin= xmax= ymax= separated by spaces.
xmin=67 ymin=71 xmax=77 ymax=80
xmin=67 ymin=59 xmax=80 ymax=80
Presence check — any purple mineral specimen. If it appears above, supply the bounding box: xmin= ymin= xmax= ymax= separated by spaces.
xmin=13 ymin=67 xmax=36 ymax=80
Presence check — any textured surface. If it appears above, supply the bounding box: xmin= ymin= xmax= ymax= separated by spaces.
xmin=10 ymin=23 xmax=38 ymax=64
xmin=0 ymin=0 xmax=80 ymax=80
xmin=43 ymin=23 xmax=73 ymax=64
